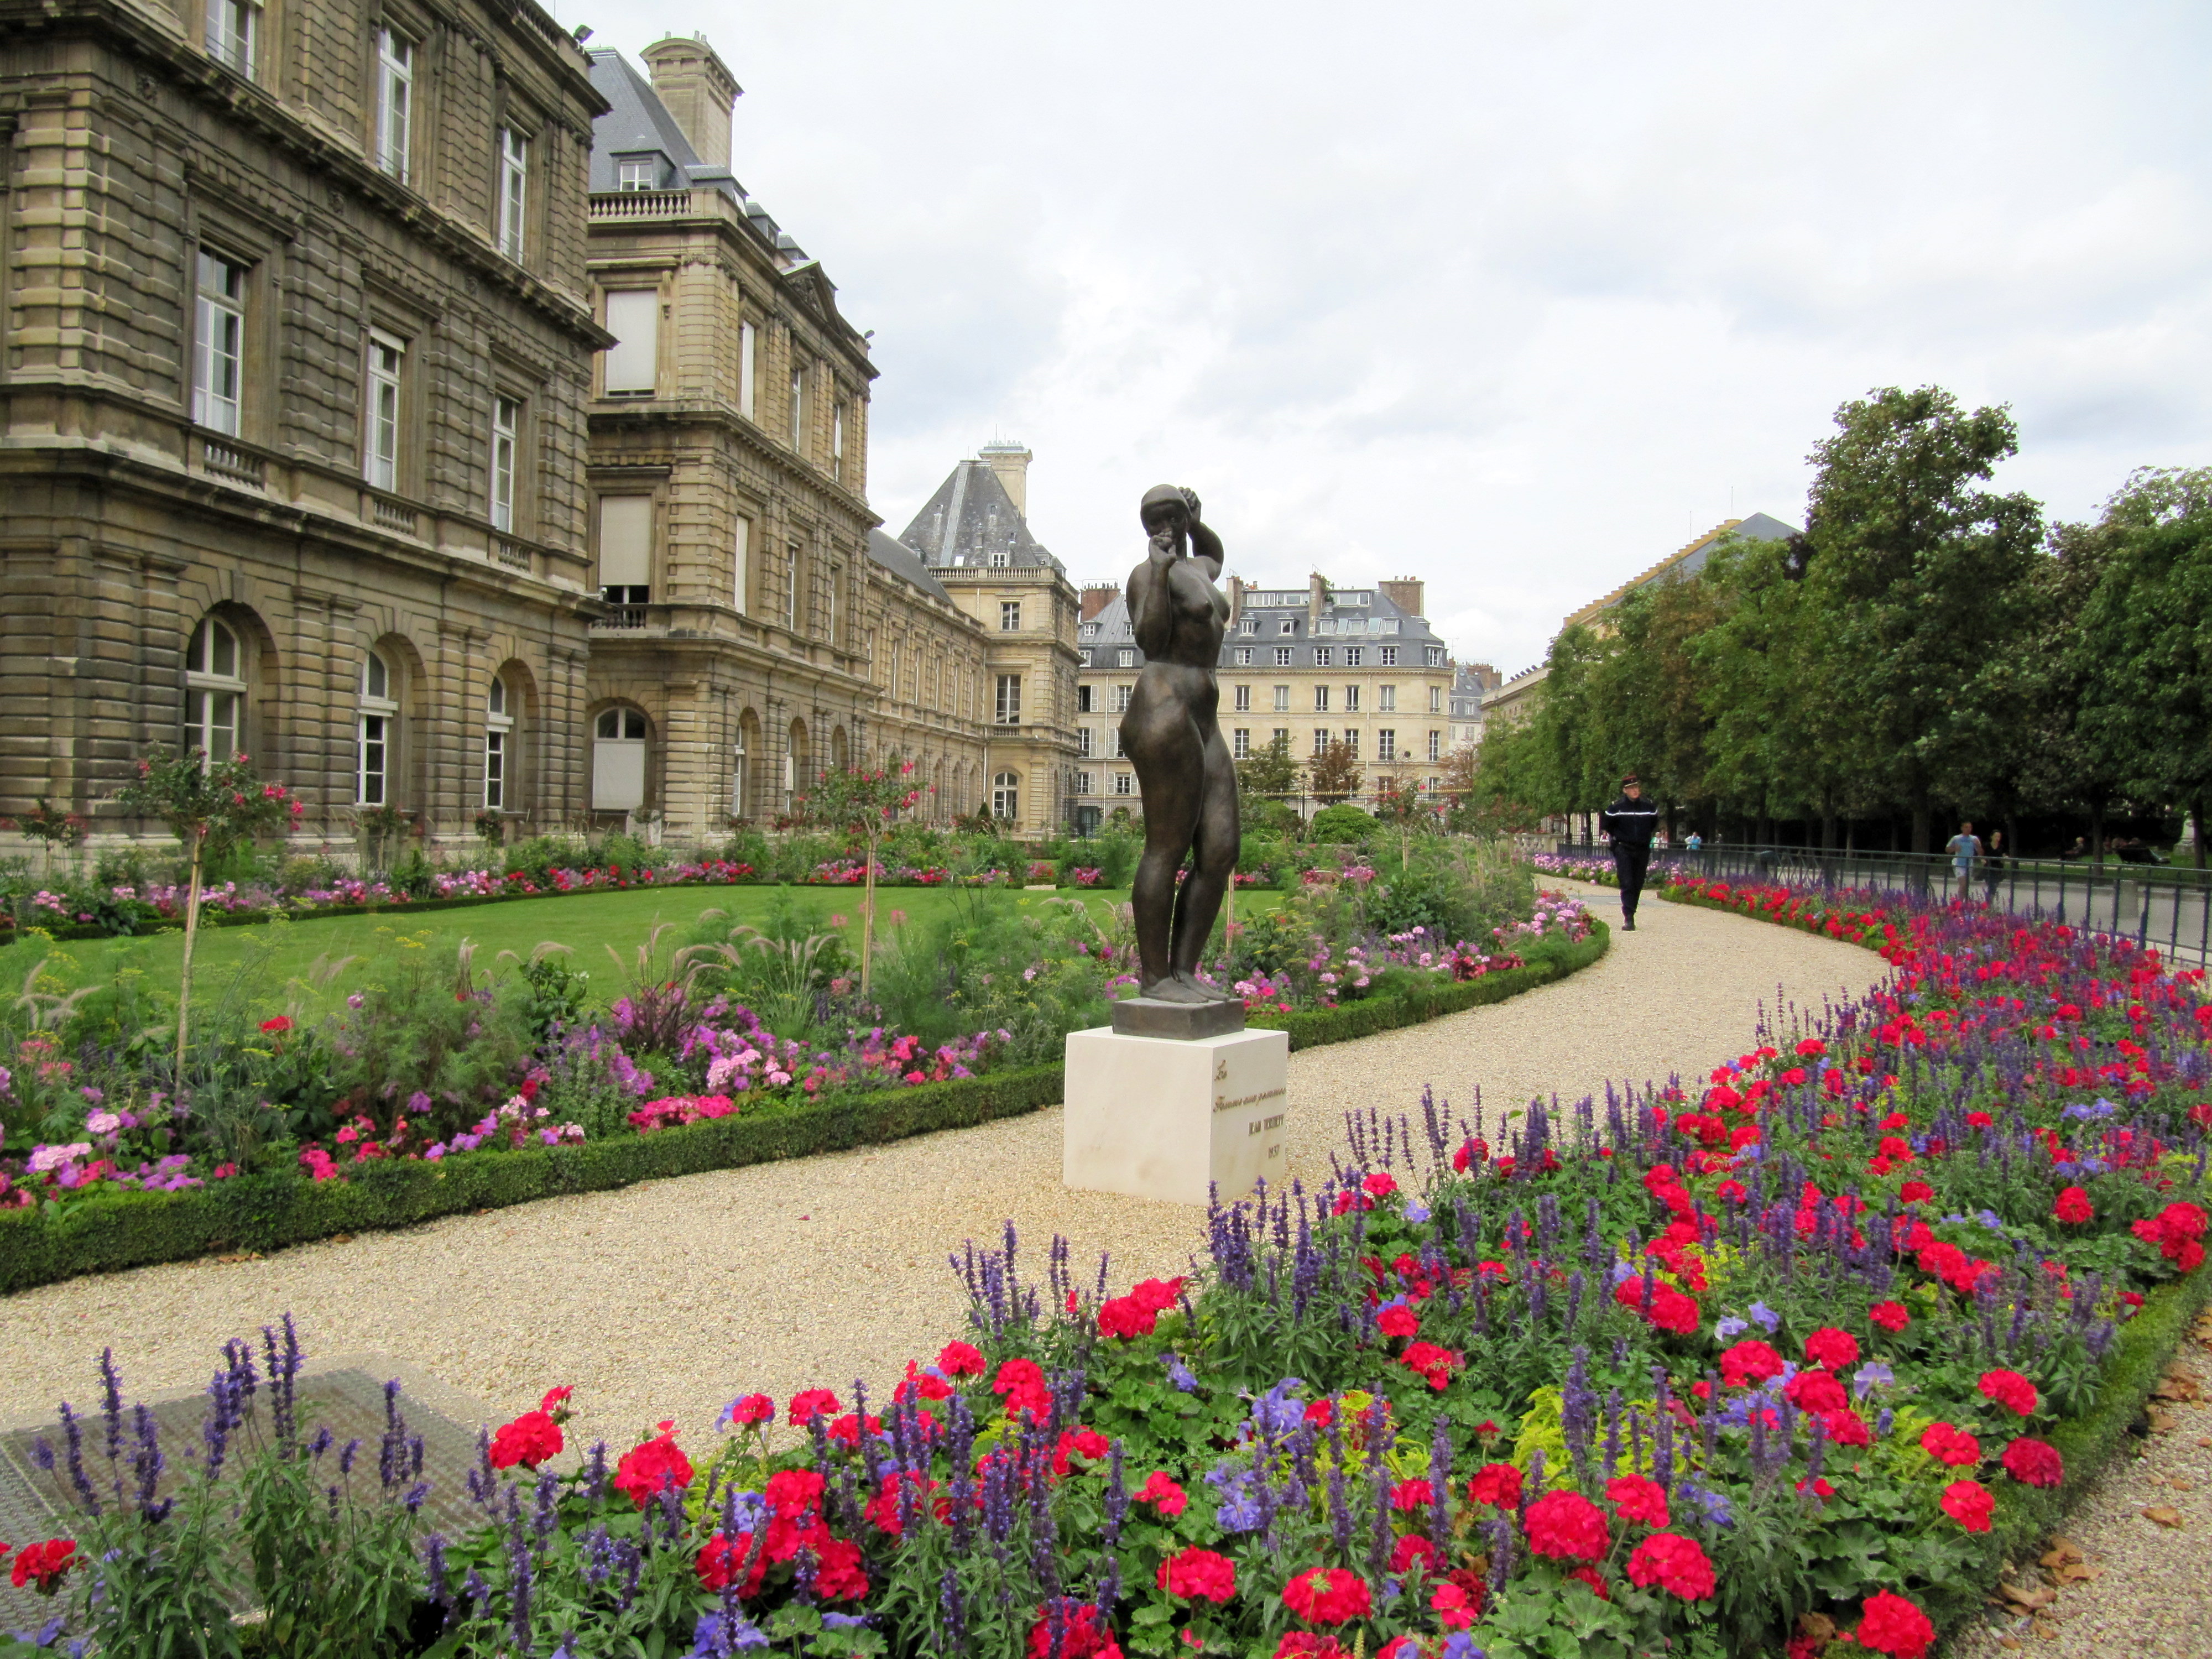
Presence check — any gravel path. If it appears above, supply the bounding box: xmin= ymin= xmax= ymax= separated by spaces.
xmin=0 ymin=880 xmax=1877 ymax=1463
xmin=1947 ymin=1308 xmax=2212 ymax=1658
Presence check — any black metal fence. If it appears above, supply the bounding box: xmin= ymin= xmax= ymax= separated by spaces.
xmin=1553 ymin=841 xmax=2212 ymax=965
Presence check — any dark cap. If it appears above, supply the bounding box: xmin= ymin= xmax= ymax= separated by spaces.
xmin=1621 ymin=773 xmax=1641 ymax=786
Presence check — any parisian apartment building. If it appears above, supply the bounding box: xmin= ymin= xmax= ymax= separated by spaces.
xmin=1071 ymin=574 xmax=1460 ymax=830
xmin=1 ymin=0 xmax=613 ymax=846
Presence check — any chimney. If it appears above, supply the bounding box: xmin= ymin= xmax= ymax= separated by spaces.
xmin=977 ymin=440 xmax=1032 ymax=516
xmin=1378 ymin=577 xmax=1425 ymax=619
xmin=641 ymin=36 xmax=741 ymax=170
xmin=1227 ymin=574 xmax=1245 ymax=625
xmin=1080 ymin=583 xmax=1120 ymax=621
xmin=1308 ymin=572 xmax=1328 ymax=628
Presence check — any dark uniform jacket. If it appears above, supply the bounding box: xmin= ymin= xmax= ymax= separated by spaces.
xmin=1599 ymin=793 xmax=1660 ymax=851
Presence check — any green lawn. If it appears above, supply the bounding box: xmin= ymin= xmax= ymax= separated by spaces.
xmin=2 ymin=884 xmax=1288 ymax=1015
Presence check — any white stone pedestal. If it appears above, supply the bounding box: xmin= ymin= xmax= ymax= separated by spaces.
xmin=1062 ymin=1025 xmax=1291 ymax=1206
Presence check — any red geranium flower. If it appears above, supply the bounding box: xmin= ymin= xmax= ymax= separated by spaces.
xmin=993 ymin=1358 xmax=1053 ymax=1421
xmin=1822 ymin=1407 xmax=1873 ymax=1448
xmin=1719 ymin=1340 xmax=1785 ymax=1388
xmin=813 ymin=1536 xmax=869 ymax=1601
xmin=766 ymin=1468 xmax=826 ymax=1518
xmin=259 ymin=1015 xmax=293 ymax=1035
xmin=696 ymin=1530 xmax=767 ymax=1596
xmin=1920 ymin=1423 xmax=1981 ymax=1467
xmin=723 ymin=1392 xmax=775 ymax=1427
xmin=1363 ymin=1171 xmax=1399 ymax=1198
xmin=1157 ymin=1546 xmax=1237 ymax=1603
xmin=2001 ymin=1436 xmax=2064 ymax=1488
xmin=1399 ymin=1341 xmax=1463 ymax=1390
xmin=787 ymin=1389 xmax=841 ymax=1427
xmin=1564 ymin=1563 xmax=1610 ymax=1600
xmin=937 ymin=1340 xmax=986 ymax=1376
xmin=1782 ymin=1368 xmax=1847 ymax=1415
xmin=1135 ymin=1470 xmax=1187 ymax=1516
xmin=1282 ymin=1566 xmax=1374 ymax=1624
xmin=1625 ymin=1532 xmax=1716 ymax=1600
xmin=1940 ymin=1479 xmax=1995 ymax=1532
xmin=1605 ymin=1474 xmax=1669 ymax=1528
xmin=612 ymin=1422 xmax=692 ymax=1507
xmin=8 ymin=1538 xmax=75 ymax=1595
xmin=1854 ymin=1590 xmax=1937 ymax=1659
xmin=1468 ymin=1462 xmax=1522 ymax=1509
xmin=1431 ymin=1580 xmax=1481 ymax=1626
xmin=488 ymin=1408 xmax=562 ymax=1471
xmin=1898 ymin=1178 xmax=1935 ymax=1204
xmin=1275 ymin=1637 xmax=1349 ymax=1659
xmin=1804 ymin=1327 xmax=1860 ymax=1371
xmin=1978 ymin=1369 xmax=2038 ymax=1417
xmin=1524 ymin=1490 xmax=1610 ymax=1563
xmin=1868 ymin=1301 xmax=1911 ymax=1332
xmin=1377 ymin=1304 xmax=1421 ymax=1339
xmin=1391 ymin=1477 xmax=1434 ymax=1512
xmin=1390 ymin=1533 xmax=1436 ymax=1575
xmin=2053 ymin=1186 xmax=2094 ymax=1224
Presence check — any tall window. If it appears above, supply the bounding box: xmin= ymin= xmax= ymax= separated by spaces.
xmin=732 ymin=514 xmax=751 ymax=612
xmin=993 ymin=771 xmax=1019 ymax=820
xmin=1233 ymin=729 xmax=1250 ymax=759
xmin=1233 ymin=685 xmax=1250 ymax=712
xmin=1116 ymin=649 xmax=1134 ymax=668
xmin=1112 ymin=684 xmax=1132 ymax=713
xmin=489 ymin=396 xmax=520 ymax=530
xmin=1379 ymin=646 xmax=1399 ymax=667
xmin=1426 ymin=647 xmax=1444 ymax=667
xmin=1234 ymin=647 xmax=1252 ymax=666
xmin=784 ymin=542 xmax=800 ymax=629
xmin=1379 ymin=684 xmax=1396 ymax=712
xmin=184 ymin=617 xmax=244 ymax=762
xmin=1107 ymin=728 xmax=1123 ymax=758
xmin=1112 ymin=771 xmax=1133 ymax=796
xmin=1377 ymin=729 xmax=1396 ymax=761
xmin=484 ymin=677 xmax=513 ymax=808
xmin=1273 ymin=686 xmax=1290 ymax=712
xmin=826 ymin=563 xmax=841 ymax=643
xmin=1000 ymin=601 xmax=1021 ymax=632
xmin=995 ymin=675 xmax=1022 ymax=725
xmin=1272 ymin=728 xmax=1288 ymax=749
xmin=787 ymin=364 xmax=805 ymax=450
xmin=592 ymin=708 xmax=649 ymax=811
xmin=1430 ymin=686 xmax=1443 ymax=712
xmin=374 ymin=27 xmax=412 ymax=182
xmin=364 ymin=331 xmax=404 ymax=489
xmin=193 ymin=252 xmax=246 ymax=435
xmin=1342 ymin=729 xmax=1360 ymax=757
xmin=832 ymin=401 xmax=847 ymax=485
xmin=597 ymin=496 xmax=651 ymax=603
xmin=602 ymin=290 xmax=658 ymax=394
xmin=359 ymin=649 xmax=397 ymax=805
xmin=1312 ymin=728 xmax=1329 ymax=757
xmin=1343 ymin=685 xmax=1360 ymax=712
xmin=206 ymin=0 xmax=257 ymax=74
xmin=1077 ymin=727 xmax=1092 ymax=758
xmin=1427 ymin=731 xmax=1442 ymax=762
xmin=1313 ymin=686 xmax=1330 ymax=712
xmin=738 ymin=322 xmax=757 ymax=417
xmin=497 ymin=127 xmax=529 ymax=260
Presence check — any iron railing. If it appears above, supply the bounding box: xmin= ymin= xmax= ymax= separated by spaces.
xmin=1553 ymin=841 xmax=2212 ymax=964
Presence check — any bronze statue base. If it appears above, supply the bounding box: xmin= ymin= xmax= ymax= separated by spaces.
xmin=1110 ymin=996 xmax=1248 ymax=1041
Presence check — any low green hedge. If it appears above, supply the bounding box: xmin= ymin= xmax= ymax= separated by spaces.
xmin=0 ymin=924 xmax=1611 ymax=1293
xmin=0 ymin=1065 xmax=1064 ymax=1295
xmin=1257 ymin=926 xmax=1611 ymax=1050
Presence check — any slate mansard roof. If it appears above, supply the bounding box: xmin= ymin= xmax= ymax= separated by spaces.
xmin=585 ymin=50 xmax=810 ymax=267
xmin=1077 ymin=583 xmax=1446 ymax=674
xmin=866 ymin=530 xmax=956 ymax=608
xmin=898 ymin=461 xmax=1065 ymax=574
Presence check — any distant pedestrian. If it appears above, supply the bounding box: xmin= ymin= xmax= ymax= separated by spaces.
xmin=1599 ymin=773 xmax=1660 ymax=931
xmin=1944 ymin=821 xmax=1983 ymax=900
xmin=1980 ymin=830 xmax=2007 ymax=903
xmin=1686 ymin=831 xmax=1704 ymax=852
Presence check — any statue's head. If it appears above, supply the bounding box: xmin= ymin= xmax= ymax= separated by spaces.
xmin=1139 ymin=484 xmax=1191 ymax=539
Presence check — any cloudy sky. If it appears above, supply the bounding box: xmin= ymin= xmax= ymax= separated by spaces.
xmin=571 ymin=0 xmax=2212 ymax=673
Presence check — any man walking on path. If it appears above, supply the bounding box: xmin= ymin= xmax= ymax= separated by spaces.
xmin=1945 ymin=821 xmax=1983 ymax=900
xmin=1600 ymin=773 xmax=1660 ymax=931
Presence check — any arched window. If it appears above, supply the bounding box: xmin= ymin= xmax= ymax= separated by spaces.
xmin=484 ymin=676 xmax=513 ymax=810
xmin=184 ymin=617 xmax=245 ymax=763
xmin=358 ymin=649 xmax=398 ymax=804
xmin=592 ymin=707 xmax=648 ymax=810
xmin=992 ymin=770 xmax=1019 ymax=822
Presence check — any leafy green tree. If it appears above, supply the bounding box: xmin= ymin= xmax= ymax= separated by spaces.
xmin=2070 ymin=467 xmax=2212 ymax=864
xmin=799 ymin=761 xmax=922 ymax=993
xmin=1799 ymin=387 xmax=2044 ymax=851
xmin=1307 ymin=738 xmax=1363 ymax=805
xmin=1532 ymin=624 xmax=1608 ymax=836
xmin=1234 ymin=731 xmax=1303 ymax=836
xmin=112 ymin=748 xmax=304 ymax=1075
xmin=1584 ymin=580 xmax=1716 ymax=836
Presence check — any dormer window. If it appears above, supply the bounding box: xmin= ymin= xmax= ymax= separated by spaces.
xmin=616 ymin=156 xmax=658 ymax=191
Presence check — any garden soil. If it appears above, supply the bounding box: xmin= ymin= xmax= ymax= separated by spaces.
xmin=0 ymin=880 xmax=1872 ymax=1446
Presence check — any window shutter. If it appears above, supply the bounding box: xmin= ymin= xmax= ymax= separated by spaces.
xmin=598 ymin=497 xmax=652 ymax=588
xmin=602 ymin=290 xmax=658 ymax=393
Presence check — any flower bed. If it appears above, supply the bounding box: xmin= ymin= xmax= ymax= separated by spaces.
xmin=8 ymin=893 xmax=2205 ymax=1658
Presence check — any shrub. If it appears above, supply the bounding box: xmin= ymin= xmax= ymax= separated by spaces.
xmin=1308 ymin=803 xmax=1379 ymax=842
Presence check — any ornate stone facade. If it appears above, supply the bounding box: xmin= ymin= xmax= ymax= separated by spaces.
xmin=0 ymin=0 xmax=611 ymax=845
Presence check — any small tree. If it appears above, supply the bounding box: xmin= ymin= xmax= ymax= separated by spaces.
xmin=797 ymin=761 xmax=921 ymax=995
xmin=1369 ymin=769 xmax=1436 ymax=864
xmin=1307 ymin=738 xmax=1363 ymax=806
xmin=113 ymin=748 xmax=304 ymax=1075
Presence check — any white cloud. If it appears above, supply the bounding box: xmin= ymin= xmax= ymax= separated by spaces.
xmin=571 ymin=0 xmax=2212 ymax=667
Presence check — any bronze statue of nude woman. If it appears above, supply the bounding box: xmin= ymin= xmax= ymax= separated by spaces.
xmin=1119 ymin=484 xmax=1240 ymax=1005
